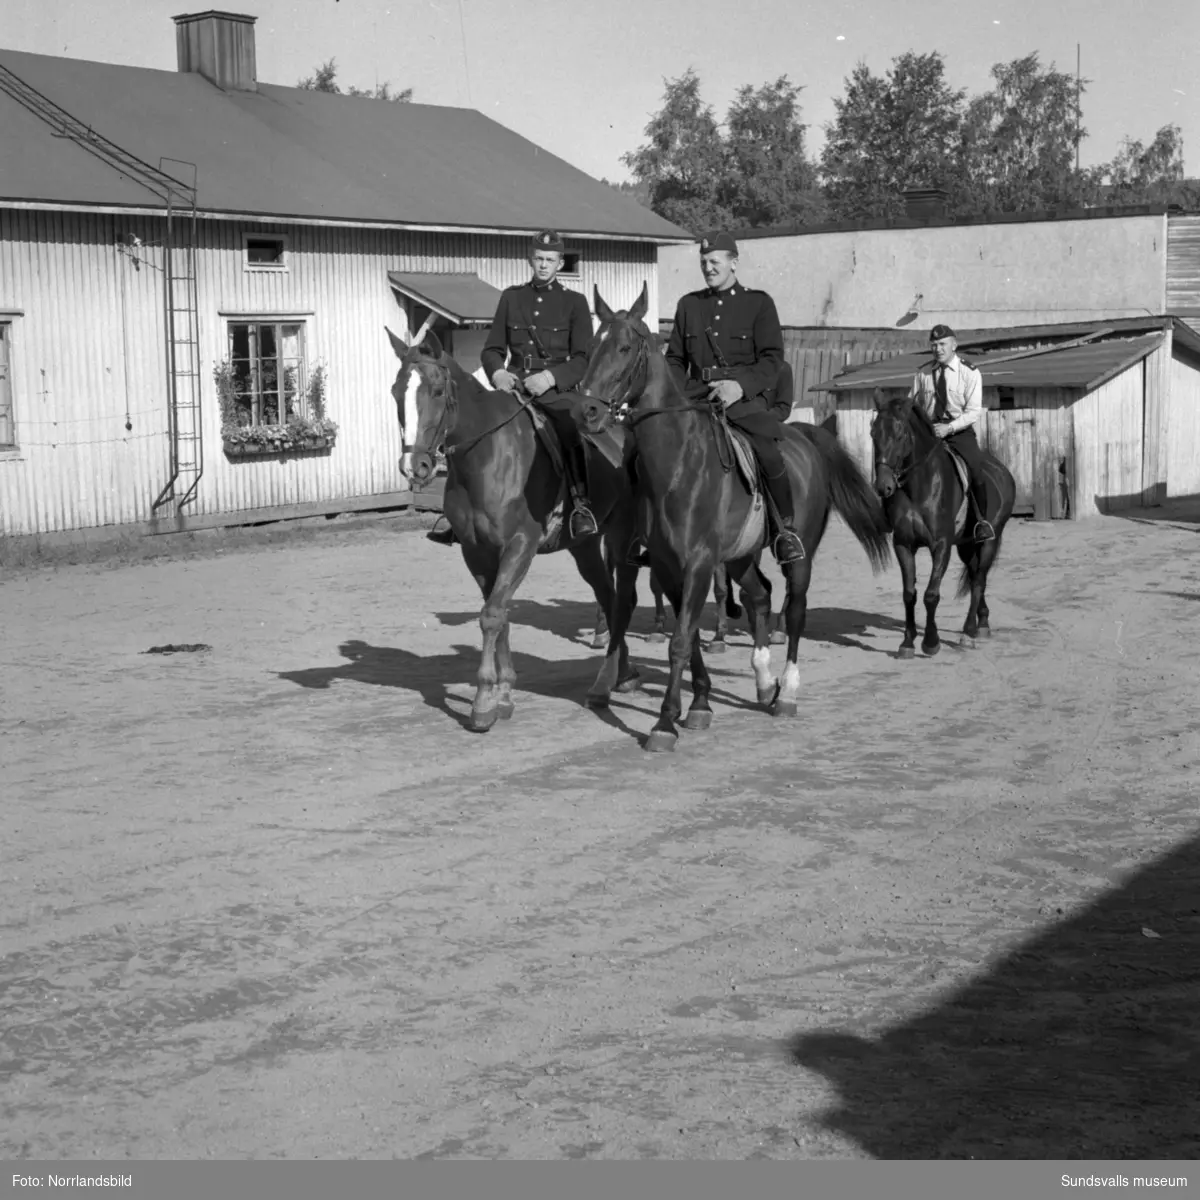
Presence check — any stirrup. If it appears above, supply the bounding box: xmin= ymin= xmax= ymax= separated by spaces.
xmin=426 ymin=516 xmax=457 ymax=545
xmin=569 ymin=502 xmax=599 ymax=539
xmin=973 ymin=519 xmax=996 ymax=542
xmin=772 ymin=528 xmax=806 ymax=565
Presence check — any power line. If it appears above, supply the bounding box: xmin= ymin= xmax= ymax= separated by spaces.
xmin=457 ymin=0 xmax=473 ymax=107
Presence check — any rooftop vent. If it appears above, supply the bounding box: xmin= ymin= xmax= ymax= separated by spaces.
xmin=174 ymin=11 xmax=257 ymax=93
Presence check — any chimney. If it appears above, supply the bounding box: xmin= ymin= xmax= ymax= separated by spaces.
xmin=902 ymin=187 xmax=950 ymax=221
xmin=174 ymin=11 xmax=257 ymax=92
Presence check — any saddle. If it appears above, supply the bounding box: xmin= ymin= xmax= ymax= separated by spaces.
xmin=712 ymin=419 xmax=766 ymax=562
xmin=942 ymin=441 xmax=973 ymax=540
xmin=526 ymin=400 xmax=627 ymax=555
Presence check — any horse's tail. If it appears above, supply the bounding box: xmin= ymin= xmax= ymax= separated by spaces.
xmin=803 ymin=425 xmax=892 ymax=573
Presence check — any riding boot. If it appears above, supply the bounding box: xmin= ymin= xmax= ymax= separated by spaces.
xmin=426 ymin=514 xmax=457 ymax=545
xmin=566 ymin=445 xmax=599 ymax=539
xmin=762 ymin=468 xmax=805 ymax=565
xmin=970 ymin=477 xmax=995 ymax=542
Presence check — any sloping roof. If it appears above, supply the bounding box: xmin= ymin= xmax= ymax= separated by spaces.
xmin=0 ymin=47 xmax=690 ymax=243
xmin=387 ymin=272 xmax=504 ymax=324
xmin=810 ymin=317 xmax=1200 ymax=394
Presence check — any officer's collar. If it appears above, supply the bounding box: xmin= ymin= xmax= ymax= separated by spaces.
xmin=932 ymin=354 xmax=960 ymax=371
xmin=707 ymin=282 xmax=739 ymax=298
xmin=529 ymin=276 xmax=559 ymax=292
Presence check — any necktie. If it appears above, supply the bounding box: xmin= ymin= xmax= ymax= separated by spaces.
xmin=933 ymin=366 xmax=950 ymax=422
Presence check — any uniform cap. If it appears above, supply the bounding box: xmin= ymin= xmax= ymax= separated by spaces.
xmin=699 ymin=231 xmax=738 ymax=255
xmin=531 ymin=229 xmax=565 ymax=253
xmin=928 ymin=324 xmax=957 ymax=342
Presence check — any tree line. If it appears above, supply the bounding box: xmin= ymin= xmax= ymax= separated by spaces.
xmin=612 ymin=53 xmax=1197 ymax=234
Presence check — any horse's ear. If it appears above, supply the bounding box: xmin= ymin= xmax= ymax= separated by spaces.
xmin=419 ymin=329 xmax=444 ymax=359
xmin=594 ymin=286 xmax=615 ymax=323
xmin=872 ymin=388 xmax=887 ymax=411
xmin=628 ymin=282 xmax=649 ymax=323
xmin=385 ymin=325 xmax=409 ymax=361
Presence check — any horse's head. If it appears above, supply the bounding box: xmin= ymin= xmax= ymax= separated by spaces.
xmin=870 ymin=388 xmax=920 ymax=499
xmin=578 ymin=282 xmax=652 ymax=435
xmin=387 ymin=325 xmax=456 ymax=487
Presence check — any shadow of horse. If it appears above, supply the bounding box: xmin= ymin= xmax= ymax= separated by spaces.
xmin=785 ymin=830 xmax=1200 ymax=1158
xmin=434 ymin=598 xmax=730 ymax=646
xmin=277 ymin=638 xmax=763 ymax=739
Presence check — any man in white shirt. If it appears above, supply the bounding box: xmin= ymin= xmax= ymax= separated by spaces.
xmin=909 ymin=324 xmax=995 ymax=541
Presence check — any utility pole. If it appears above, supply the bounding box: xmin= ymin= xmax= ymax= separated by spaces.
xmin=1076 ymin=44 xmax=1082 ymax=173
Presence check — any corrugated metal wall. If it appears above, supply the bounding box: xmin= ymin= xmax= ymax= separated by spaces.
xmin=0 ymin=208 xmax=169 ymax=536
xmin=1166 ymin=347 xmax=1200 ymax=497
xmin=0 ymin=209 xmax=656 ymax=536
xmin=1167 ymin=215 xmax=1200 ymax=333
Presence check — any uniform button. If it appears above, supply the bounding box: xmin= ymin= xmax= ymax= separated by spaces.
xmin=717 ymin=299 xmax=723 ymax=306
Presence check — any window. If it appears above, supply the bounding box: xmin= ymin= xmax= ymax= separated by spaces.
xmin=243 ymin=234 xmax=287 ymax=270
xmin=0 ymin=322 xmax=14 ymax=448
xmin=558 ymin=252 xmax=582 ymax=278
xmin=998 ymin=388 xmax=1015 ymax=410
xmin=227 ymin=321 xmax=307 ymax=426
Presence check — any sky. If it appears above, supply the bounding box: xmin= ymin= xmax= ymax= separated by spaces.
xmin=6 ymin=0 xmax=1199 ymax=182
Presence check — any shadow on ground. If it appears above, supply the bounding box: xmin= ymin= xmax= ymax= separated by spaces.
xmin=277 ymin=637 xmax=765 ymax=738
xmin=786 ymin=830 xmax=1200 ymax=1158
xmin=435 ymin=600 xmax=905 ymax=654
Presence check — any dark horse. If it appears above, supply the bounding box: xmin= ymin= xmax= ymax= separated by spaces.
xmin=578 ymin=286 xmax=892 ymax=752
xmin=871 ymin=389 xmax=1016 ymax=656
xmin=594 ymin=560 xmax=755 ymax=651
xmin=388 ymin=326 xmax=641 ymax=729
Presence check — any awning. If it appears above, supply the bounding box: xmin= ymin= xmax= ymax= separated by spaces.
xmin=810 ymin=332 xmax=1165 ymax=394
xmin=388 ymin=271 xmax=504 ymax=325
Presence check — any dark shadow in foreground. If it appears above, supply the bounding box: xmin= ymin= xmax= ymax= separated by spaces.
xmin=277 ymin=638 xmax=764 ymax=738
xmin=786 ymin=830 xmax=1200 ymax=1159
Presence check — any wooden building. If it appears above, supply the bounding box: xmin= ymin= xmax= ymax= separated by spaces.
xmin=811 ymin=317 xmax=1200 ymax=521
xmin=0 ymin=12 xmax=688 ymax=539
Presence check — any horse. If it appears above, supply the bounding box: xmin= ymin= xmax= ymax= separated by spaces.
xmin=387 ymin=325 xmax=642 ymax=730
xmin=593 ymin=561 xmax=752 ymax=651
xmin=870 ymin=389 xmax=1017 ymax=656
xmin=577 ymin=285 xmax=893 ymax=752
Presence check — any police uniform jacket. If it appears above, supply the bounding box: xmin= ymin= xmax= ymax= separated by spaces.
xmin=908 ymin=355 xmax=984 ymax=434
xmin=480 ymin=278 xmax=593 ymax=393
xmin=664 ymin=282 xmax=785 ymax=421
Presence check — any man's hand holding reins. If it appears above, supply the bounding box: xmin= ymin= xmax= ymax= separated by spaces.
xmin=708 ymin=378 xmax=744 ymax=408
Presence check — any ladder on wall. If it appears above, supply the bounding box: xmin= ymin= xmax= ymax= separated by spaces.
xmin=152 ymin=161 xmax=202 ymax=514
xmin=0 ymin=62 xmax=204 ymax=516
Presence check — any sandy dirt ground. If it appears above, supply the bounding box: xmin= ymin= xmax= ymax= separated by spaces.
xmin=2 ymin=504 xmax=1199 ymax=1161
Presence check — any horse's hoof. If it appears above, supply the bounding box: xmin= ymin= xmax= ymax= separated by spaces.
xmin=772 ymin=697 xmax=799 ymax=718
xmin=977 ymin=626 xmax=992 ymax=639
xmin=585 ymin=692 xmax=610 ymax=710
xmin=615 ymin=669 xmax=642 ymax=694
xmin=960 ymin=635 xmax=976 ymax=650
xmin=683 ymin=709 xmax=712 ymax=731
xmin=705 ymin=639 xmax=727 ymax=655
xmin=897 ymin=646 xmax=916 ymax=659
xmin=497 ymin=700 xmax=515 ymax=720
xmin=591 ymin=633 xmax=610 ymax=650
xmin=644 ymin=729 xmax=678 ymax=753
xmin=757 ymin=684 xmax=779 ymax=708
xmin=470 ymin=708 xmax=498 ymax=732
xmin=923 ymin=642 xmax=941 ymax=657
xmin=769 ymin=630 xmax=786 ymax=646
xmin=646 ymin=631 xmax=666 ymax=644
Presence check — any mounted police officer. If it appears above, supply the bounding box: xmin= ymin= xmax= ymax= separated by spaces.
xmin=655 ymin=231 xmax=804 ymax=565
xmin=426 ymin=229 xmax=598 ymax=546
xmin=909 ymin=324 xmax=995 ymax=541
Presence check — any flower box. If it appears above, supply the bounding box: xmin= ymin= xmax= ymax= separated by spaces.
xmin=223 ymin=433 xmax=336 ymax=458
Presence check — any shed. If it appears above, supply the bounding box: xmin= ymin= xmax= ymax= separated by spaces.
xmin=0 ymin=12 xmax=689 ymax=540
xmin=811 ymin=317 xmax=1200 ymax=520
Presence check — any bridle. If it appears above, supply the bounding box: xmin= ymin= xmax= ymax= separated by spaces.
xmin=405 ymin=355 xmax=541 ymax=459
xmin=578 ymin=318 xmax=722 ymax=431
xmin=873 ymin=410 xmax=940 ymax=491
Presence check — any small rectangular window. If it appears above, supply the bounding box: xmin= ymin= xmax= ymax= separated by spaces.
xmin=244 ymin=235 xmax=287 ymax=269
xmin=998 ymin=388 xmax=1015 ymax=410
xmin=559 ymin=252 xmax=582 ymax=278
xmin=0 ymin=322 xmax=14 ymax=448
